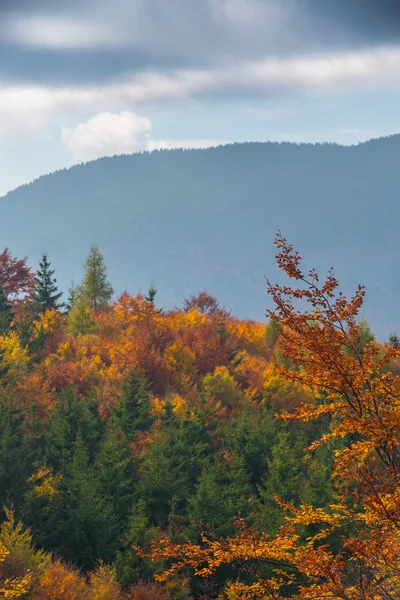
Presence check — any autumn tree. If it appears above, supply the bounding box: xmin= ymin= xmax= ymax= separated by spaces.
xmin=183 ymin=291 xmax=229 ymax=317
xmin=0 ymin=248 xmax=35 ymax=304
xmin=147 ymin=233 xmax=400 ymax=599
xmin=77 ymin=245 xmax=113 ymax=310
xmin=32 ymin=254 xmax=63 ymax=314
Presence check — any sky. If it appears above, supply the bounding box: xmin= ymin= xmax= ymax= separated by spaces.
xmin=1 ymin=0 xmax=400 ymax=196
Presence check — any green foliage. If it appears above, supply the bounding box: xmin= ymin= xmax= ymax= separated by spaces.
xmin=114 ymin=500 xmax=158 ymax=589
xmin=95 ymin=425 xmax=137 ymax=524
xmin=138 ymin=415 xmax=211 ymax=526
xmin=0 ymin=508 xmax=49 ymax=581
xmin=145 ymin=283 xmax=157 ymax=304
xmin=65 ymin=280 xmax=76 ymax=314
xmin=0 ymin=285 xmax=12 ymax=336
xmin=265 ymin=319 xmax=283 ymax=347
xmin=112 ymin=373 xmax=153 ymax=440
xmin=76 ymin=245 xmax=113 ymax=310
xmin=32 ymin=253 xmax=63 ymax=314
xmin=68 ymin=297 xmax=95 ymax=336
xmin=187 ymin=454 xmax=251 ymax=539
xmin=257 ymin=431 xmax=307 ymax=532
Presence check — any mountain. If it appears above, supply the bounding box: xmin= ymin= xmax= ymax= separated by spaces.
xmin=1 ymin=136 xmax=400 ymax=339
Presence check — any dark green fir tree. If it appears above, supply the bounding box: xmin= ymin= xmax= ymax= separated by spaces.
xmin=145 ymin=283 xmax=157 ymax=304
xmin=32 ymin=254 xmax=63 ymax=313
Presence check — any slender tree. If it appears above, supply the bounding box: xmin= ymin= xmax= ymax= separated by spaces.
xmin=145 ymin=283 xmax=157 ymax=305
xmin=0 ymin=284 xmax=13 ymax=335
xmin=68 ymin=298 xmax=95 ymax=336
xmin=77 ymin=245 xmax=113 ymax=309
xmin=65 ymin=280 xmax=76 ymax=314
xmin=32 ymin=254 xmax=63 ymax=314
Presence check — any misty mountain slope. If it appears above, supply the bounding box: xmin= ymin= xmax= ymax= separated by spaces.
xmin=1 ymin=137 xmax=400 ymax=339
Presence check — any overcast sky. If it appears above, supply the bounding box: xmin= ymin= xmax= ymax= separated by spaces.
xmin=1 ymin=0 xmax=400 ymax=195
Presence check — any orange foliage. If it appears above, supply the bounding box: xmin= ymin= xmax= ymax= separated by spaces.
xmin=145 ymin=233 xmax=400 ymax=598
xmin=126 ymin=582 xmax=168 ymax=600
xmin=32 ymin=560 xmax=87 ymax=600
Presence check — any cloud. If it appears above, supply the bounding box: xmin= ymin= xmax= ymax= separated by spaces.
xmin=0 ymin=16 xmax=120 ymax=50
xmin=1 ymin=0 xmax=399 ymax=87
xmin=61 ymin=111 xmax=152 ymax=160
xmin=60 ymin=110 xmax=228 ymax=161
xmin=1 ymin=43 xmax=400 ymax=144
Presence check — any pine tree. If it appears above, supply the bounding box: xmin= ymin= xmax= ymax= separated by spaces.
xmin=77 ymin=245 xmax=113 ymax=309
xmin=112 ymin=372 xmax=153 ymax=439
xmin=32 ymin=254 xmax=63 ymax=313
xmin=0 ymin=285 xmax=12 ymax=335
xmin=145 ymin=283 xmax=157 ymax=304
xmin=65 ymin=281 xmax=76 ymax=314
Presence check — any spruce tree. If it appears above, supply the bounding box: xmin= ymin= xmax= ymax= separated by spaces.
xmin=0 ymin=284 xmax=12 ymax=335
xmin=77 ymin=245 xmax=113 ymax=309
xmin=145 ymin=283 xmax=157 ymax=304
xmin=65 ymin=281 xmax=76 ymax=314
xmin=112 ymin=372 xmax=153 ymax=439
xmin=32 ymin=253 xmax=63 ymax=313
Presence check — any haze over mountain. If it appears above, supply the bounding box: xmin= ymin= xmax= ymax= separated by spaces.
xmin=2 ymin=135 xmax=400 ymax=340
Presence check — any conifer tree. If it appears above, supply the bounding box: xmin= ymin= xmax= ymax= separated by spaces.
xmin=32 ymin=254 xmax=63 ymax=313
xmin=68 ymin=298 xmax=95 ymax=336
xmin=0 ymin=284 xmax=12 ymax=335
xmin=77 ymin=245 xmax=113 ymax=309
xmin=112 ymin=372 xmax=153 ymax=439
xmin=145 ymin=283 xmax=157 ymax=304
xmin=65 ymin=281 xmax=76 ymax=314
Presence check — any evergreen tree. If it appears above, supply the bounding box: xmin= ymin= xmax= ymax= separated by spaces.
xmin=112 ymin=372 xmax=153 ymax=439
xmin=68 ymin=298 xmax=95 ymax=336
xmin=114 ymin=500 xmax=157 ymax=588
xmin=32 ymin=254 xmax=63 ymax=313
xmin=145 ymin=283 xmax=157 ymax=304
xmin=0 ymin=284 xmax=12 ymax=335
xmin=27 ymin=433 xmax=117 ymax=570
xmin=95 ymin=425 xmax=137 ymax=524
xmin=77 ymin=245 xmax=113 ymax=309
xmin=65 ymin=281 xmax=76 ymax=314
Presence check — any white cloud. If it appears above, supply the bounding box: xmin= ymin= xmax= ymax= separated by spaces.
xmin=0 ymin=16 xmax=119 ymax=49
xmin=61 ymin=111 xmax=152 ymax=161
xmin=1 ymin=44 xmax=400 ymax=143
xmin=60 ymin=110 xmax=228 ymax=161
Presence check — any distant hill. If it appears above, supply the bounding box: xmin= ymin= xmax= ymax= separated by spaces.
xmin=2 ymin=136 xmax=400 ymax=339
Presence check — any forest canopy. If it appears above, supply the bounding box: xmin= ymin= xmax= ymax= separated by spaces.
xmin=0 ymin=238 xmax=398 ymax=599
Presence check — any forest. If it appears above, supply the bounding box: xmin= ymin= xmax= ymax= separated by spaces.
xmin=0 ymin=236 xmax=399 ymax=599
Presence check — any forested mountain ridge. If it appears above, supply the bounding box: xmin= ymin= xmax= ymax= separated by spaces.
xmin=2 ymin=135 xmax=400 ymax=340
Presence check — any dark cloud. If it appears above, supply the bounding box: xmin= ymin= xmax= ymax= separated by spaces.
xmin=0 ymin=0 xmax=399 ymax=86
xmin=309 ymin=0 xmax=400 ymax=43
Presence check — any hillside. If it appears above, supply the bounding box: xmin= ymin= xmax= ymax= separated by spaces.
xmin=2 ymin=136 xmax=400 ymax=338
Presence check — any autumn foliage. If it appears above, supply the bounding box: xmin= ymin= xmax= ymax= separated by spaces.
xmin=146 ymin=233 xmax=400 ymax=598
xmin=0 ymin=238 xmax=398 ymax=598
